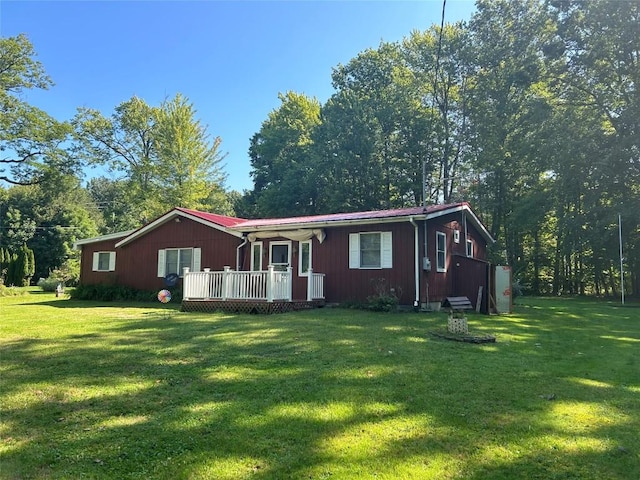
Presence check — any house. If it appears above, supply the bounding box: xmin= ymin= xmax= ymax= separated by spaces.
xmin=75 ymin=202 xmax=495 ymax=312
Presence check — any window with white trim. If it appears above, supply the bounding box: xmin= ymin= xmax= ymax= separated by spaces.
xmin=466 ymin=239 xmax=474 ymax=258
xmin=349 ymin=232 xmax=392 ymax=269
xmin=251 ymin=242 xmax=263 ymax=271
xmin=436 ymin=231 xmax=447 ymax=272
xmin=269 ymin=241 xmax=291 ymax=272
xmin=92 ymin=251 xmax=116 ymax=272
xmin=157 ymin=248 xmax=201 ymax=277
xmin=299 ymin=240 xmax=312 ymax=276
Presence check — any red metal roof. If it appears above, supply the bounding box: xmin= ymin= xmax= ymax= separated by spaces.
xmin=111 ymin=202 xmax=493 ymax=249
xmin=175 ymin=207 xmax=246 ymax=227
xmin=233 ymin=203 xmax=468 ymax=228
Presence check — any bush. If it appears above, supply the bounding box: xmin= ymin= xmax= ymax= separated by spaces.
xmin=71 ymin=284 xmax=181 ymax=303
xmin=0 ymin=284 xmax=28 ymax=297
xmin=37 ymin=277 xmax=61 ymax=292
xmin=366 ymin=278 xmax=401 ymax=312
xmin=367 ymin=293 xmax=400 ymax=312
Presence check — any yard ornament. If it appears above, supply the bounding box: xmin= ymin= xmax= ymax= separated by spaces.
xmin=157 ymin=289 xmax=172 ymax=303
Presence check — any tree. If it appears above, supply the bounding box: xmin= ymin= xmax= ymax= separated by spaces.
xmin=0 ymin=34 xmax=76 ymax=185
xmin=2 ymin=206 xmax=36 ymax=251
xmin=86 ymin=176 xmax=139 ymax=233
xmin=248 ymin=91 xmax=322 ymax=217
xmin=466 ymin=0 xmax=554 ymax=271
xmin=74 ymin=96 xmax=160 ymax=226
xmin=402 ymin=23 xmax=474 ymax=204
xmin=328 ymin=42 xmax=421 ymax=209
xmin=2 ymin=176 xmax=100 ymax=281
xmin=546 ymin=0 xmax=640 ymax=296
xmin=75 ymin=93 xmax=231 ymax=223
xmin=153 ymin=94 xmax=229 ymax=211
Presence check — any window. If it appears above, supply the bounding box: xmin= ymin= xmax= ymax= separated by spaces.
xmin=299 ymin=240 xmax=312 ymax=276
xmin=92 ymin=251 xmax=115 ymax=272
xmin=269 ymin=241 xmax=291 ymax=271
xmin=436 ymin=231 xmax=447 ymax=272
xmin=349 ymin=232 xmax=392 ymax=269
xmin=157 ymin=248 xmax=201 ymax=277
xmin=251 ymin=242 xmax=263 ymax=271
xmin=466 ymin=239 xmax=474 ymax=258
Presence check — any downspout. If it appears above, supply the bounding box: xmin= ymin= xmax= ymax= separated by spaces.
xmin=409 ymin=217 xmax=420 ymax=308
xmin=236 ymin=236 xmax=248 ymax=270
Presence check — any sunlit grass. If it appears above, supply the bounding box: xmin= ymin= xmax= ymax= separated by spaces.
xmin=1 ymin=291 xmax=638 ymax=479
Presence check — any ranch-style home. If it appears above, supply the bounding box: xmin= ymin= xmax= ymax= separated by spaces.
xmin=75 ymin=202 xmax=496 ymax=313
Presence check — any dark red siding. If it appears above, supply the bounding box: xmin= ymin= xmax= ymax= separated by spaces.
xmin=81 ymin=208 xmax=491 ymax=309
xmin=80 ymin=218 xmax=241 ymax=291
xmin=79 ymin=238 xmax=123 ymax=287
xmin=422 ymin=212 xmax=489 ymax=310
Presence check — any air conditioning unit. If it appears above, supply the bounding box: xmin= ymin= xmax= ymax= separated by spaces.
xmin=422 ymin=257 xmax=432 ymax=271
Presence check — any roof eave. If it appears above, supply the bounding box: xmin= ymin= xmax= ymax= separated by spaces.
xmin=427 ymin=203 xmax=495 ymax=244
xmin=73 ymin=230 xmax=135 ymax=250
xmin=231 ymin=214 xmax=430 ymax=232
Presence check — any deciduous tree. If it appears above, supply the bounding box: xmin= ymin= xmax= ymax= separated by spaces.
xmin=0 ymin=34 xmax=76 ymax=185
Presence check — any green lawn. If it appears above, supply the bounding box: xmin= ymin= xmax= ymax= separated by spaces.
xmin=1 ymin=292 xmax=638 ymax=479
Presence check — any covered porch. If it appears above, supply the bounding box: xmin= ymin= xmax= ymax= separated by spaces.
xmin=181 ymin=266 xmax=325 ymax=313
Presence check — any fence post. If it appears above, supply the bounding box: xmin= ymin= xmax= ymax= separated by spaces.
xmin=222 ymin=266 xmax=231 ymax=300
xmin=267 ymin=265 xmax=274 ymax=303
xmin=306 ymin=268 xmax=313 ymax=301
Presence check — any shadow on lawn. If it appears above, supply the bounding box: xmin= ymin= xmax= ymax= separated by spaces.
xmin=2 ymin=300 xmax=639 ymax=479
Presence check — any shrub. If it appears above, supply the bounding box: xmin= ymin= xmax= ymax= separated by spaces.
xmin=0 ymin=284 xmax=28 ymax=297
xmin=367 ymin=293 xmax=400 ymax=312
xmin=37 ymin=277 xmax=61 ymax=292
xmin=70 ymin=284 xmax=180 ymax=303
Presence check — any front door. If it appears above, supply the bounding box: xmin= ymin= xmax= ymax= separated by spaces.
xmin=270 ymin=242 xmax=291 ymax=271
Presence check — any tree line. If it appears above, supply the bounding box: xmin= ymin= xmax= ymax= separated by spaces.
xmin=1 ymin=0 xmax=637 ymax=297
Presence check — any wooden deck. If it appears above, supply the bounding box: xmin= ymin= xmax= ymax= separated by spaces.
xmin=181 ymin=298 xmax=325 ymax=314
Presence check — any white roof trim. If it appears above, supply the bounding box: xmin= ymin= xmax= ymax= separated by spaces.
xmin=233 ymin=205 xmax=495 ymax=244
xmin=426 ymin=204 xmax=495 ymax=244
xmin=73 ymin=230 xmax=135 ymax=250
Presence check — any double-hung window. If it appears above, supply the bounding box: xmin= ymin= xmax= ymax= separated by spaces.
xmin=157 ymin=248 xmax=201 ymax=277
xmin=436 ymin=231 xmax=447 ymax=272
xmin=349 ymin=232 xmax=392 ymax=269
xmin=92 ymin=251 xmax=116 ymax=272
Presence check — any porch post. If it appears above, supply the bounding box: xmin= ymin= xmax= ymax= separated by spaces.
xmin=222 ymin=266 xmax=231 ymax=300
xmin=286 ymin=266 xmax=293 ymax=301
xmin=267 ymin=265 xmax=274 ymax=303
xmin=183 ymin=267 xmax=190 ymax=300
xmin=203 ymin=268 xmax=210 ymax=299
xmin=306 ymin=268 xmax=313 ymax=301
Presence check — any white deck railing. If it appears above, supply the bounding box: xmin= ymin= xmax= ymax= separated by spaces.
xmin=183 ymin=266 xmax=325 ymax=302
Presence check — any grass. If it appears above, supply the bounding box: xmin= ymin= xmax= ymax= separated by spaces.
xmin=1 ymin=291 xmax=639 ymax=479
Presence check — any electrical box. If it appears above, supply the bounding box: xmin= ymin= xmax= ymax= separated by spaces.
xmin=422 ymin=257 xmax=432 ymax=271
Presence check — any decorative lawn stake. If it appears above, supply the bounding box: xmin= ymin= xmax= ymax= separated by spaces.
xmin=157 ymin=289 xmax=172 ymax=304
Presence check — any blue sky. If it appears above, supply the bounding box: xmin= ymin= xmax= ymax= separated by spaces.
xmin=1 ymin=0 xmax=476 ymax=192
